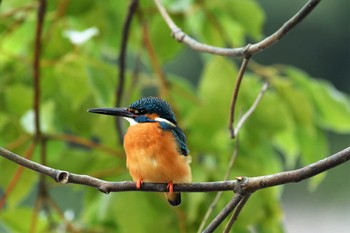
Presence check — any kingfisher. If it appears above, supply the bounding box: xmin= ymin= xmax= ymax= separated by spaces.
xmin=88 ymin=97 xmax=192 ymax=206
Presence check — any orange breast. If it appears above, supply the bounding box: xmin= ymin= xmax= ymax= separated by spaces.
xmin=123 ymin=122 xmax=191 ymax=183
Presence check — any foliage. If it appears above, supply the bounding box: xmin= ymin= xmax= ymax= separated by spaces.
xmin=0 ymin=1 xmax=349 ymax=233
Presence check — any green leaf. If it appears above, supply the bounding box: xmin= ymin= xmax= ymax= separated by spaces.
xmin=186 ymin=57 xmax=237 ymax=153
xmin=271 ymin=76 xmax=314 ymax=127
xmin=4 ymin=84 xmax=33 ymax=116
xmin=287 ymin=67 xmax=350 ymax=133
xmin=228 ymin=0 xmax=265 ymax=40
xmin=3 ymin=167 xmax=38 ymax=208
xmin=85 ymin=59 xmax=116 ymax=106
xmin=0 ymin=207 xmax=46 ymax=233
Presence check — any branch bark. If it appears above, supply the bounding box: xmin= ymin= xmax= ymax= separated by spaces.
xmin=154 ymin=0 xmax=321 ymax=57
xmin=0 ymin=146 xmax=349 ymax=194
xmin=115 ymin=0 xmax=139 ymax=144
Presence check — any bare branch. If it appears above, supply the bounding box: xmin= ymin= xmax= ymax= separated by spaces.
xmin=229 ymin=57 xmax=250 ymax=137
xmin=0 ymin=146 xmax=349 ymax=194
xmin=154 ymin=0 xmax=321 ymax=57
xmin=115 ymin=0 xmax=139 ymax=144
xmin=223 ymin=194 xmax=251 ymax=233
xmin=33 ymin=0 xmax=47 ymax=139
xmin=203 ymin=194 xmax=244 ymax=233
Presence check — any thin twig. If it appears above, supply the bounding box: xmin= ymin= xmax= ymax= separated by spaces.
xmin=233 ymin=82 xmax=269 ymax=137
xmin=203 ymin=194 xmax=244 ymax=233
xmin=229 ymin=57 xmax=250 ymax=138
xmin=154 ymin=0 xmax=321 ymax=57
xmin=197 ymin=138 xmax=240 ymax=233
xmin=115 ymin=0 xmax=139 ymax=144
xmin=223 ymin=193 xmax=252 ymax=233
xmin=0 ymin=146 xmax=349 ymax=194
xmin=33 ymin=0 xmax=47 ymax=139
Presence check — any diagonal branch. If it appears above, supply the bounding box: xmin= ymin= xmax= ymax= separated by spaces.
xmin=154 ymin=0 xmax=321 ymax=57
xmin=203 ymin=194 xmax=244 ymax=233
xmin=223 ymin=193 xmax=252 ymax=233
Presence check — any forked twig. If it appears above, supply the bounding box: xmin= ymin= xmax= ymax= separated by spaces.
xmin=232 ymin=82 xmax=269 ymax=138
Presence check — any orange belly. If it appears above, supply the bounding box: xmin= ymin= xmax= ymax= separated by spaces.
xmin=123 ymin=123 xmax=192 ymax=184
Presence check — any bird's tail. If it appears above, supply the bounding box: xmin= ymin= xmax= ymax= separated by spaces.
xmin=165 ymin=192 xmax=181 ymax=206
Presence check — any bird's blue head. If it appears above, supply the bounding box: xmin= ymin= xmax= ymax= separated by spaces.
xmin=128 ymin=97 xmax=177 ymax=125
xmin=88 ymin=97 xmax=177 ymax=126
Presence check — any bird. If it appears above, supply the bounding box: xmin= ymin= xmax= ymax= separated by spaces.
xmin=88 ymin=97 xmax=192 ymax=206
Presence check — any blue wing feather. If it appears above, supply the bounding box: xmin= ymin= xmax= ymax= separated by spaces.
xmin=159 ymin=122 xmax=189 ymax=156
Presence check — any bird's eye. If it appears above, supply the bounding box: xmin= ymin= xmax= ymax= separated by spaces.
xmin=138 ymin=109 xmax=146 ymax=114
xmin=128 ymin=108 xmax=146 ymax=115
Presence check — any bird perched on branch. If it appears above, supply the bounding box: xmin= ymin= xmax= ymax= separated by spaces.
xmin=88 ymin=97 xmax=192 ymax=206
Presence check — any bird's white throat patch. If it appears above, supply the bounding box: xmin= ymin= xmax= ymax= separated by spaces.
xmin=124 ymin=117 xmax=138 ymax=126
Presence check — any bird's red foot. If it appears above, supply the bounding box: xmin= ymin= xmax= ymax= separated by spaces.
xmin=167 ymin=182 xmax=174 ymax=193
xmin=136 ymin=179 xmax=143 ymax=189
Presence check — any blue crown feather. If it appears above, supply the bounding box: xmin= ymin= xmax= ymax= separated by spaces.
xmin=129 ymin=97 xmax=177 ymax=125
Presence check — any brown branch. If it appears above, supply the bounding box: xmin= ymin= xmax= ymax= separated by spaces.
xmin=0 ymin=145 xmax=349 ymax=232
xmin=154 ymin=0 xmax=321 ymax=57
xmin=0 ymin=146 xmax=349 ymax=193
xmin=223 ymin=194 xmax=251 ymax=233
xmin=203 ymin=194 xmax=244 ymax=233
xmin=115 ymin=0 xmax=139 ymax=145
xmin=33 ymin=0 xmax=46 ymax=139
xmin=228 ymin=57 xmax=250 ymax=137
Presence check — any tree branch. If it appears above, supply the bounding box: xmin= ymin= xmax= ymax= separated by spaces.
xmin=228 ymin=57 xmax=250 ymax=137
xmin=203 ymin=194 xmax=244 ymax=233
xmin=33 ymin=0 xmax=46 ymax=139
xmin=154 ymin=0 xmax=321 ymax=57
xmin=0 ymin=146 xmax=349 ymax=194
xmin=223 ymin=193 xmax=251 ymax=233
xmin=115 ymin=0 xmax=139 ymax=145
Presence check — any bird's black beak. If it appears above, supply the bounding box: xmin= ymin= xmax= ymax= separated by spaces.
xmin=88 ymin=107 xmax=136 ymax=118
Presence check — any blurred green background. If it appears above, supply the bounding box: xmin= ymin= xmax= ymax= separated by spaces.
xmin=0 ymin=0 xmax=349 ymax=233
